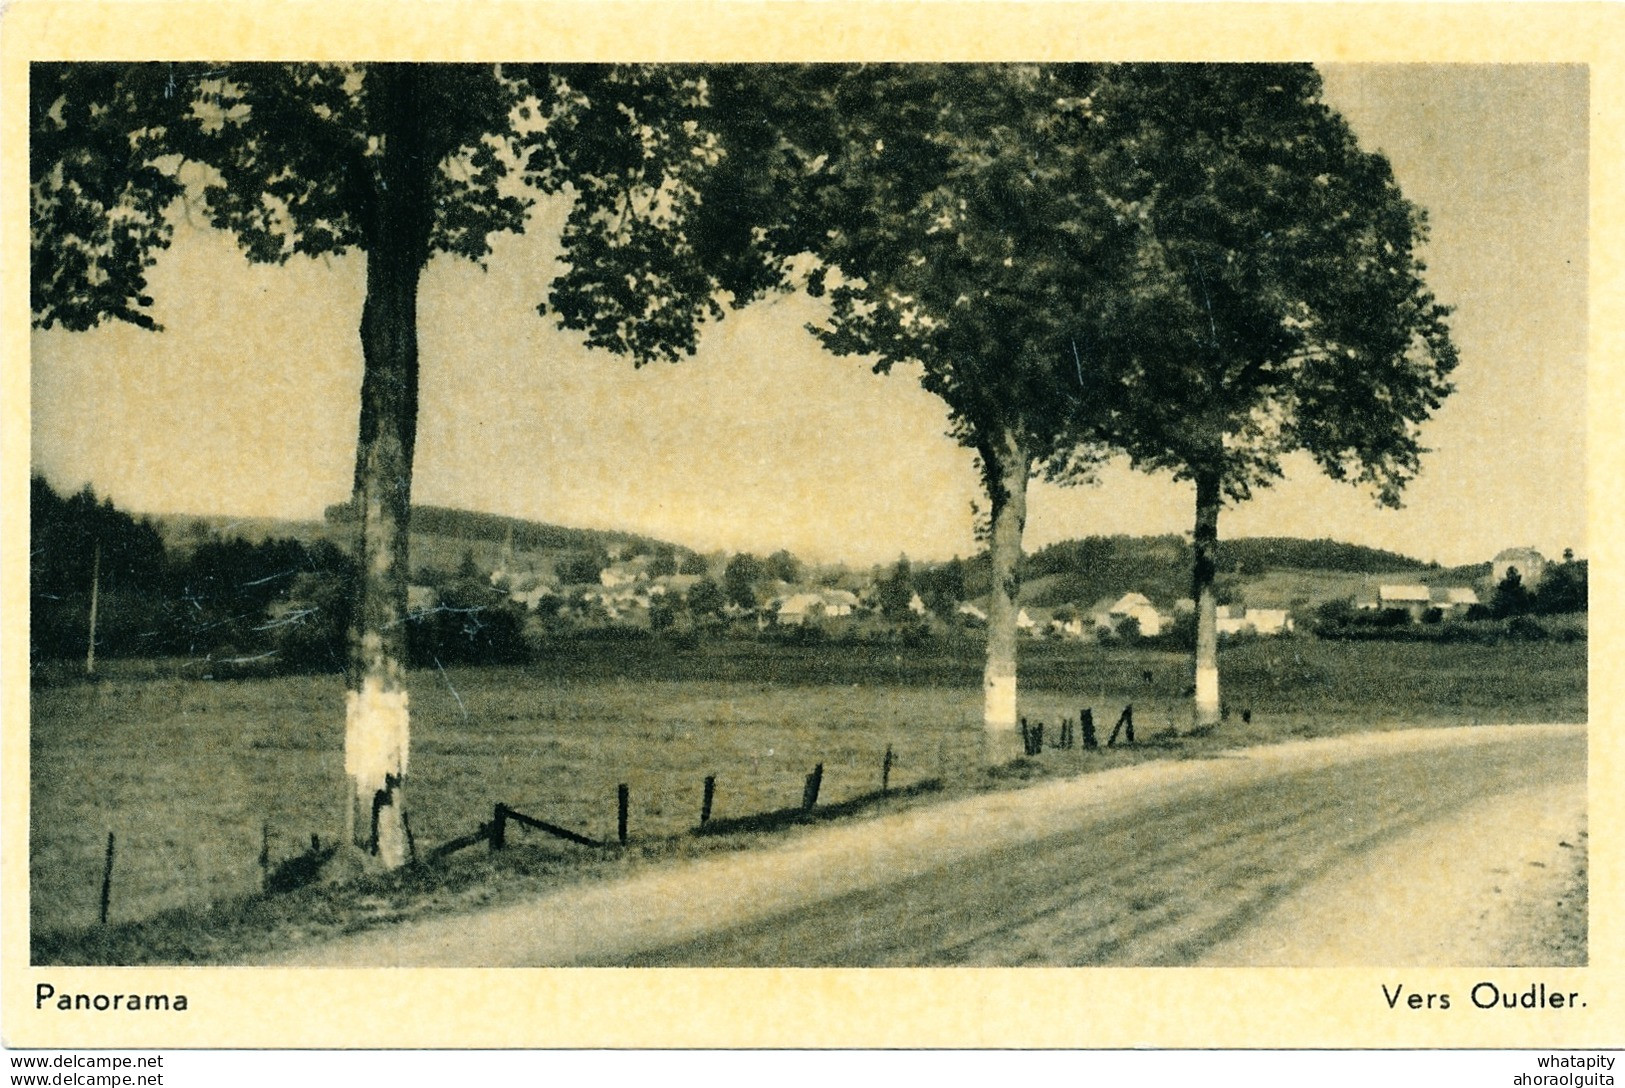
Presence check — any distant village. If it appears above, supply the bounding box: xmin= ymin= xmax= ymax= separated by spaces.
xmin=412 ymin=533 xmax=1578 ymax=645
xmin=26 ymin=477 xmax=1588 ymax=673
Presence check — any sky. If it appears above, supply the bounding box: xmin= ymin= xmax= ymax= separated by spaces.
xmin=29 ymin=64 xmax=1589 ymax=568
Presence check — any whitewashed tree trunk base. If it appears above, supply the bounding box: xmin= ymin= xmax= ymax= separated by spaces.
xmin=981 ymin=727 xmax=1025 ymax=767
xmin=346 ymin=680 xmax=411 ymax=867
xmin=983 ymin=673 xmax=1018 ymax=731
xmin=981 ymin=672 xmax=1022 ymax=765
xmin=1195 ymin=663 xmax=1221 ymax=728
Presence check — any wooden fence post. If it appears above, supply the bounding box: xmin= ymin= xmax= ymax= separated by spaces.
xmin=701 ymin=775 xmax=716 ymax=826
xmin=617 ymin=784 xmax=630 ymax=846
xmin=259 ymin=823 xmax=270 ymax=891
xmin=99 ymin=831 xmax=115 ymax=926
xmin=802 ymin=763 xmax=824 ymax=810
xmin=882 ymin=745 xmax=894 ymax=795
xmin=490 ymin=803 xmax=508 ymax=851
xmin=1108 ymin=704 xmax=1134 ymax=747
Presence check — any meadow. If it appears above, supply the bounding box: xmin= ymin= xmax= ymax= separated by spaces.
xmin=30 ymin=636 xmax=1587 ymax=941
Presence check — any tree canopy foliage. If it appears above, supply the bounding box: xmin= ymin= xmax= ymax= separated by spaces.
xmin=735 ymin=64 xmax=1137 ymax=473
xmin=695 ymin=63 xmax=1158 ymax=739
xmin=1046 ymin=64 xmax=1459 ymax=507
xmin=30 ymin=60 xmax=783 ymax=864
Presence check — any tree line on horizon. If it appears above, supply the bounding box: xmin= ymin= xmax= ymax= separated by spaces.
xmin=33 ymin=61 xmax=1458 ymax=867
xmin=46 ymin=469 xmax=1534 ymax=674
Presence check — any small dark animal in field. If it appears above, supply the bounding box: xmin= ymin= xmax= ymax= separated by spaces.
xmin=1241 ymin=708 xmax=1252 ymax=724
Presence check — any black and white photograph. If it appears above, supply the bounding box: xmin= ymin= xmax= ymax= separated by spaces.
xmin=4 ymin=0 xmax=1615 ymax=1059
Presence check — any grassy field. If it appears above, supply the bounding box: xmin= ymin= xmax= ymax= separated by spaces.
xmin=30 ymin=636 xmax=1586 ymax=947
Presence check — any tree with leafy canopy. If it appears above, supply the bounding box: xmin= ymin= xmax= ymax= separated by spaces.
xmin=1492 ymin=567 xmax=1535 ymax=618
xmin=1054 ymin=64 xmax=1458 ymax=728
xmin=916 ymin=557 xmax=967 ymax=619
xmin=723 ymin=551 xmax=765 ymax=611
xmin=31 ymin=61 xmax=766 ymax=867
xmin=686 ymin=576 xmax=727 ymax=623
xmin=29 ymin=476 xmax=170 ymax=663
xmin=875 ymin=555 xmax=917 ymax=621
xmin=1533 ymin=552 xmax=1587 ymax=616
xmin=716 ymin=64 xmax=1142 ymax=758
xmin=764 ymin=549 xmax=801 ymax=585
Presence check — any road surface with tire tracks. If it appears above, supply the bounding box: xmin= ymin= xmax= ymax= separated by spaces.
xmin=269 ymin=723 xmax=1584 ymax=967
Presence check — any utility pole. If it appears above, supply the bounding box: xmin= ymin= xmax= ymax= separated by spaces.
xmin=86 ymin=539 xmax=101 ymax=676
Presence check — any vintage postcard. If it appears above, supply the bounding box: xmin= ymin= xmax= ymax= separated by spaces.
xmin=2 ymin=0 xmax=1619 ymax=1052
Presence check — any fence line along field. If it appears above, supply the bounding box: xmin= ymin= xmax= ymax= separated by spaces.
xmin=30 ymin=638 xmax=1586 ymax=935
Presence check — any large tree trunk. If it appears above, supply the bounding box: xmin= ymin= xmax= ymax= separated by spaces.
xmin=345 ymin=65 xmax=431 ymax=868
xmin=1191 ymin=468 xmax=1222 ymax=730
xmin=981 ymin=428 xmax=1030 ymax=764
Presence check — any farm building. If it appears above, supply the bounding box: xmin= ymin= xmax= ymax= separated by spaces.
xmin=775 ymin=593 xmax=825 ymax=625
xmin=1439 ymin=586 xmax=1480 ymax=617
xmin=773 ymin=589 xmax=860 ymax=626
xmin=826 ymin=589 xmax=861 ymax=613
xmin=599 ymin=557 xmax=651 ymax=588
xmin=1360 ymin=583 xmax=1480 ymax=622
xmin=1108 ymin=592 xmax=1168 ymax=637
xmin=1048 ymin=612 xmax=1088 ymax=640
xmin=1216 ymin=606 xmax=1296 ymax=637
xmin=1375 ymin=584 xmax=1432 ymax=621
xmin=956 ymin=602 xmax=988 ymax=624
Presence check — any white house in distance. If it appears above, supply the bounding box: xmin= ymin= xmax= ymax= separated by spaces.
xmin=1098 ymin=592 xmax=1166 ymax=637
xmin=1049 ymin=611 xmax=1087 ymax=640
xmin=1440 ymin=586 xmax=1481 ymax=616
xmin=1216 ymin=605 xmax=1295 ymax=637
xmin=599 ymin=556 xmax=651 ymax=589
xmin=773 ymin=588 xmax=860 ymax=627
xmin=1362 ymin=583 xmax=1480 ymax=622
xmin=1377 ymin=583 xmax=1433 ymax=621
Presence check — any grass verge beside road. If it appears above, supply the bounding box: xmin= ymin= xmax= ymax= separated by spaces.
xmin=30 ymin=637 xmax=1586 ymax=965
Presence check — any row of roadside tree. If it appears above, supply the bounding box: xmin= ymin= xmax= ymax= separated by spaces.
xmin=32 ymin=62 xmax=1458 ymax=865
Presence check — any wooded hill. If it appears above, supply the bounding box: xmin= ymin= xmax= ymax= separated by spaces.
xmin=143 ymin=500 xmax=1496 ymax=613
xmin=1009 ymin=535 xmax=1451 ymax=611
xmin=144 ymin=504 xmax=698 ymax=582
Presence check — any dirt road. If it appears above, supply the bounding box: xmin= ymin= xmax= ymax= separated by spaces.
xmin=270 ymin=723 xmax=1584 ymax=967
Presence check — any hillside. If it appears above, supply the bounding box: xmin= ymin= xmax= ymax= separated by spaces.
xmin=1013 ymin=534 xmax=1442 ymax=612
xmin=146 ymin=514 xmax=333 ymax=551
xmin=142 ymin=505 xmax=1478 ymax=613
xmin=145 ymin=504 xmax=697 ymax=581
